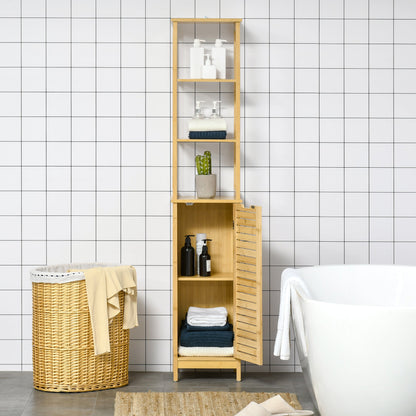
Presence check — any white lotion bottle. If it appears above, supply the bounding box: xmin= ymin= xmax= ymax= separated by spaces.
xmin=190 ymin=39 xmax=205 ymax=79
xmin=202 ymin=54 xmax=216 ymax=79
xmin=212 ymin=39 xmax=227 ymax=79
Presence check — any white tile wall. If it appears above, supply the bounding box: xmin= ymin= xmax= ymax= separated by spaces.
xmin=0 ymin=0 xmax=416 ymax=373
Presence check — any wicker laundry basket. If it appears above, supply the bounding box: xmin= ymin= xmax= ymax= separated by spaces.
xmin=31 ymin=264 xmax=130 ymax=392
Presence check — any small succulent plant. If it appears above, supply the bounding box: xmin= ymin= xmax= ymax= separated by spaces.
xmin=195 ymin=151 xmax=212 ymax=175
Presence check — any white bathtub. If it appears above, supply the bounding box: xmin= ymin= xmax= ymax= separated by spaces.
xmin=288 ymin=265 xmax=416 ymax=416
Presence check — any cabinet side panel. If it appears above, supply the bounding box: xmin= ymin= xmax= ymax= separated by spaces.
xmin=173 ymin=203 xmax=179 ymax=376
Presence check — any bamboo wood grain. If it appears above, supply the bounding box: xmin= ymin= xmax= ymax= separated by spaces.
xmin=236 ymin=240 xmax=257 ymax=250
xmin=234 ymin=205 xmax=263 ymax=366
xmin=236 ymin=284 xmax=257 ymax=295
xmin=235 ymin=313 xmax=257 ymax=326
xmin=236 ymin=271 xmax=258 ymax=281
xmin=236 ymin=291 xmax=256 ymax=303
xmin=236 ymin=328 xmax=257 ymax=341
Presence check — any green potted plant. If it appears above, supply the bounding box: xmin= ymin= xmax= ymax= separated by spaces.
xmin=195 ymin=151 xmax=216 ymax=199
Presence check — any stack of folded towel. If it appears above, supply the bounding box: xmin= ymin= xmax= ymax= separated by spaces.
xmin=178 ymin=306 xmax=234 ymax=356
xmin=188 ymin=118 xmax=227 ymax=140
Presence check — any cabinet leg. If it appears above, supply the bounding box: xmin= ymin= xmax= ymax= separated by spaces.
xmin=173 ymin=361 xmax=179 ymax=382
xmin=236 ymin=363 xmax=241 ymax=382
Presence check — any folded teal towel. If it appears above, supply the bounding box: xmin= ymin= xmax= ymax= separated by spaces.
xmin=180 ymin=320 xmax=234 ymax=347
xmin=189 ymin=131 xmax=227 ymax=139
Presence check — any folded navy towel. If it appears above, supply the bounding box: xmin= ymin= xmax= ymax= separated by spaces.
xmin=189 ymin=131 xmax=227 ymax=139
xmin=180 ymin=320 xmax=234 ymax=348
xmin=185 ymin=321 xmax=232 ymax=331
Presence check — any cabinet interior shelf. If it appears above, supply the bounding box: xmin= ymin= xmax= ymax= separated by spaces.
xmin=177 ymin=139 xmax=237 ymax=143
xmin=178 ymin=79 xmax=236 ymax=83
xmin=178 ymin=273 xmax=233 ymax=282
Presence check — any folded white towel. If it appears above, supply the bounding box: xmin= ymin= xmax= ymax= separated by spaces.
xmin=235 ymin=402 xmax=271 ymax=416
xmin=187 ymin=306 xmax=228 ymax=327
xmin=261 ymin=395 xmax=295 ymax=414
xmin=235 ymin=395 xmax=314 ymax=416
xmin=273 ymin=268 xmax=311 ymax=360
xmin=178 ymin=346 xmax=234 ymax=356
xmin=188 ymin=118 xmax=227 ymax=132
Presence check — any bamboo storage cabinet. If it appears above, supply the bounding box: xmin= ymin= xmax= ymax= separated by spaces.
xmin=172 ymin=18 xmax=263 ymax=381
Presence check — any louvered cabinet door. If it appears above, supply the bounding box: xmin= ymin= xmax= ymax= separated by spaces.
xmin=233 ymin=205 xmax=263 ymax=366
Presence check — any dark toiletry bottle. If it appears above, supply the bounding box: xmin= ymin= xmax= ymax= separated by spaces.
xmin=181 ymin=235 xmax=195 ymax=276
xmin=199 ymin=239 xmax=212 ymax=277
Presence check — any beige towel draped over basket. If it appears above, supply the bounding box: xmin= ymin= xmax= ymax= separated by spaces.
xmin=31 ymin=263 xmax=130 ymax=392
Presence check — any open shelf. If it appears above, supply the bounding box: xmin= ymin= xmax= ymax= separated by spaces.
xmin=178 ymin=272 xmax=233 ymax=282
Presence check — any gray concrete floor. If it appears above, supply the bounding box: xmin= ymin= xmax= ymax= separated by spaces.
xmin=0 ymin=371 xmax=319 ymax=416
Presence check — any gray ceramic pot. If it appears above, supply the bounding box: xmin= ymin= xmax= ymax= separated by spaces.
xmin=195 ymin=174 xmax=216 ymax=199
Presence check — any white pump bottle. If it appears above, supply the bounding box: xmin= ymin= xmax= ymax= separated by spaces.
xmin=190 ymin=39 xmax=205 ymax=79
xmin=212 ymin=39 xmax=227 ymax=79
xmin=193 ymin=101 xmax=205 ymax=119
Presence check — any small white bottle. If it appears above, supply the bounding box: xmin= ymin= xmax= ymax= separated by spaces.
xmin=202 ymin=54 xmax=216 ymax=79
xmin=190 ymin=39 xmax=205 ymax=79
xmin=212 ymin=39 xmax=227 ymax=79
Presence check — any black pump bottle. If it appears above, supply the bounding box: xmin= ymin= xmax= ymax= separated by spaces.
xmin=181 ymin=235 xmax=195 ymax=276
xmin=199 ymin=239 xmax=212 ymax=277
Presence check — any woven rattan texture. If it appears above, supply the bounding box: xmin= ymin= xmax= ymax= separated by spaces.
xmin=32 ymin=280 xmax=129 ymax=392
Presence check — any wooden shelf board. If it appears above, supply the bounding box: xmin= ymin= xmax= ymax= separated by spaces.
xmin=172 ymin=18 xmax=242 ymax=23
xmin=178 ymin=273 xmax=233 ymax=282
xmin=178 ymin=356 xmax=239 ymax=362
xmin=177 ymin=139 xmax=236 ymax=143
xmin=178 ymin=78 xmax=236 ymax=83
xmin=172 ymin=196 xmax=242 ymax=204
